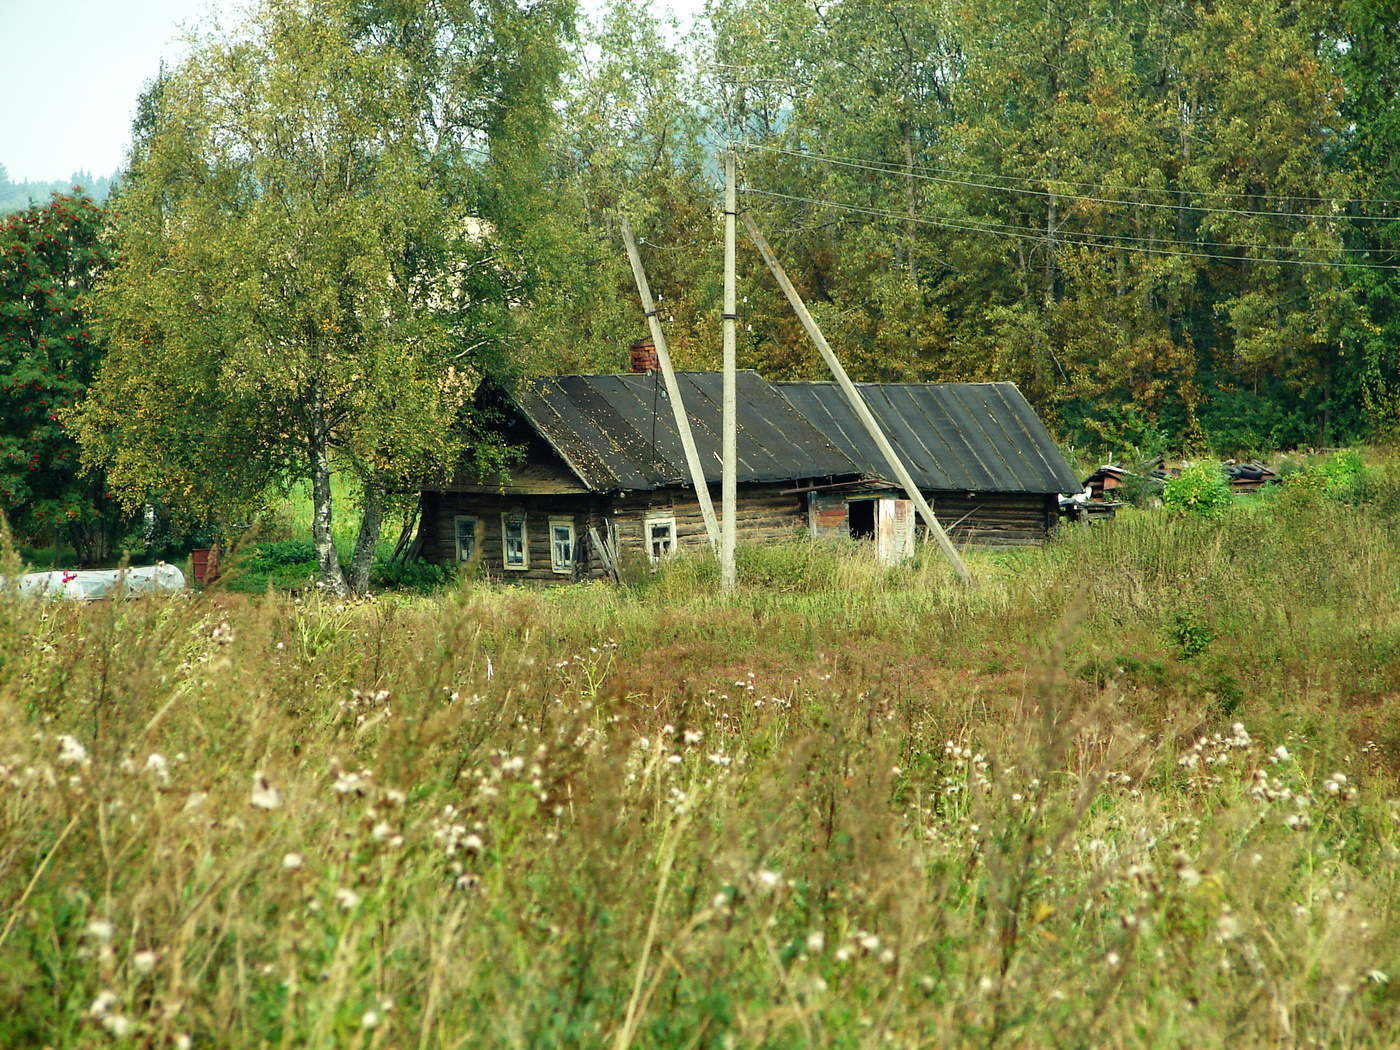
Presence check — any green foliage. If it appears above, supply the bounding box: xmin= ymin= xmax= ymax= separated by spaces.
xmin=251 ymin=540 xmax=317 ymax=568
xmin=1277 ymin=449 xmax=1371 ymax=508
xmin=1168 ymin=609 xmax=1217 ymax=661
xmin=1163 ymin=462 xmax=1234 ymax=519
xmin=74 ymin=0 xmax=572 ymax=594
xmin=371 ymin=558 xmax=457 ymax=593
xmin=0 ymin=194 xmax=131 ymax=564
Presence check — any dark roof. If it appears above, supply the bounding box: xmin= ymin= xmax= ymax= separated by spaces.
xmin=775 ymin=381 xmax=1082 ymax=494
xmin=511 ymin=371 xmax=863 ymax=492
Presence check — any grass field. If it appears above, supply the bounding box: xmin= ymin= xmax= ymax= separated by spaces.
xmin=2 ymin=455 xmax=1399 ymax=1048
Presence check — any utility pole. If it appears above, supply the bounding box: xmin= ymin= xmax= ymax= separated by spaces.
xmin=720 ymin=151 xmax=738 ymax=593
xmin=619 ymin=217 xmax=722 ymax=554
xmin=742 ymin=214 xmax=973 ymax=585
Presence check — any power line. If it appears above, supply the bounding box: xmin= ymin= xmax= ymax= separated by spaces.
xmin=741 ymin=186 xmax=1400 ymax=270
xmin=741 ymin=142 xmax=1400 ymax=224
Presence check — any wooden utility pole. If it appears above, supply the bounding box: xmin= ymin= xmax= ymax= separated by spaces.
xmin=742 ymin=214 xmax=973 ymax=585
xmin=720 ymin=152 xmax=738 ymax=593
xmin=619 ymin=217 xmax=721 ymax=554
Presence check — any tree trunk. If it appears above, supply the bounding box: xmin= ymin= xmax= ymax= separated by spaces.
xmin=347 ymin=481 xmax=383 ymax=596
xmin=308 ymin=398 xmax=347 ymax=598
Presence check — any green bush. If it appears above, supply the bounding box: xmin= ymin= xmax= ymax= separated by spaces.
xmin=1162 ymin=462 xmax=1233 ymax=519
xmin=372 ymin=558 xmax=458 ymax=593
xmin=250 ymin=539 xmax=317 ymax=568
xmin=1314 ymin=449 xmax=1367 ymax=503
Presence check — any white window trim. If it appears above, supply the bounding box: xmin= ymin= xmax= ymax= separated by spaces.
xmin=548 ymin=517 xmax=576 ymax=575
xmin=453 ymin=515 xmax=482 ymax=563
xmin=644 ymin=515 xmax=677 ymax=565
xmin=501 ymin=513 xmax=529 ymax=571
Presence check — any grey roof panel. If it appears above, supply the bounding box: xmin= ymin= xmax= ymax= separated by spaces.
xmin=774 ymin=381 xmax=1081 ymax=494
xmin=514 ymin=370 xmax=861 ymax=492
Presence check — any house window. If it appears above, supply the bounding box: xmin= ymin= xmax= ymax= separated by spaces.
xmin=549 ymin=518 xmax=575 ymax=574
xmin=453 ymin=516 xmax=480 ymax=563
xmin=502 ymin=514 xmax=528 ymax=570
xmin=645 ymin=516 xmax=676 ymax=564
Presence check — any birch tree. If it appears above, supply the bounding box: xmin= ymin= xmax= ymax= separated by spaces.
xmin=76 ymin=0 xmax=570 ymax=594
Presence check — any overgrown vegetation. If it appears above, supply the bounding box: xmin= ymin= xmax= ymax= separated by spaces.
xmin=2 ymin=453 xmax=1398 ymax=1048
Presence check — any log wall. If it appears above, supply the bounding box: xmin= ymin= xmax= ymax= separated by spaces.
xmin=810 ymin=489 xmax=1057 ymax=546
xmin=418 ymin=485 xmax=1057 ymax=585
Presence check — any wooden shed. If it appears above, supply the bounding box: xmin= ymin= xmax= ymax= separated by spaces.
xmin=413 ymin=368 xmax=1081 ymax=582
xmin=776 ymin=380 xmax=1082 ymax=548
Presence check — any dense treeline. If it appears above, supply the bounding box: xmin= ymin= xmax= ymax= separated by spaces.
xmin=0 ymin=164 xmax=116 ymax=214
xmin=533 ymin=0 xmax=1400 ymax=457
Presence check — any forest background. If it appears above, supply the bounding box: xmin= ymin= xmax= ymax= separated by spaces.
xmin=3 ymin=0 xmax=1400 ymax=579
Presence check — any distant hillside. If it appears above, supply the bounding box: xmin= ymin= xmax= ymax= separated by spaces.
xmin=0 ymin=164 xmax=117 ymax=212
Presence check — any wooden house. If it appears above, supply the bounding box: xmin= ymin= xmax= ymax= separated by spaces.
xmin=413 ymin=359 xmax=1081 ymax=582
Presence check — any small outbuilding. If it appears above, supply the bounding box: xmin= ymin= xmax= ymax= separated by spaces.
xmin=413 ymin=356 xmax=1081 ymax=582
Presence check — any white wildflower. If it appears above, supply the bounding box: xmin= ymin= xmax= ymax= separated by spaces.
xmin=132 ymin=950 xmax=158 ymax=975
xmin=334 ymin=887 xmax=361 ymax=911
xmin=85 ymin=918 xmax=114 ymax=942
xmin=89 ymin=990 xmax=119 ymax=1016
xmin=806 ymin=931 xmax=825 ymax=953
xmin=361 ymin=1009 xmax=381 ymax=1029
xmin=57 ymin=735 xmax=88 ymax=767
xmin=144 ymin=752 xmax=170 ymax=785
xmin=282 ymin=852 xmax=304 ymax=871
xmin=100 ymin=1014 xmax=132 ymax=1037
xmin=250 ymin=773 xmax=281 ymax=811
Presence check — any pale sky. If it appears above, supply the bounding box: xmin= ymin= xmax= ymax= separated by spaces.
xmin=0 ymin=0 xmax=700 ymax=184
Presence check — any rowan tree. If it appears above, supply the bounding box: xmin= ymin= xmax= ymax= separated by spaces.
xmin=0 ymin=193 xmax=128 ymax=565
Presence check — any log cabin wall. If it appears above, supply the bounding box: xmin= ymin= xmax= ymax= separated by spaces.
xmin=925 ymin=492 xmax=1059 ymax=546
xmin=419 ymin=484 xmax=812 ymax=583
xmin=419 ymin=491 xmax=606 ymax=583
xmin=609 ymin=484 xmax=809 ymax=555
xmin=809 ymin=489 xmax=1057 ymax=546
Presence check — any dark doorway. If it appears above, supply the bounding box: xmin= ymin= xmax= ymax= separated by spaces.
xmin=848 ymin=499 xmax=876 ymax=540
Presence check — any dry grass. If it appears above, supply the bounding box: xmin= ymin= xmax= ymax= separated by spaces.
xmin=2 ymin=459 xmax=1400 ymax=1048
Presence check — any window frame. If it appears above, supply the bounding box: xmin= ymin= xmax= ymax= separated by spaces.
xmin=644 ymin=515 xmax=677 ymax=565
xmin=453 ymin=515 xmax=482 ymax=564
xmin=548 ymin=517 xmax=576 ymax=575
xmin=501 ymin=513 xmax=529 ymax=571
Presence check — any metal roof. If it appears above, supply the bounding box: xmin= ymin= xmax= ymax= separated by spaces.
xmin=512 ymin=371 xmax=864 ymax=492
xmin=775 ymin=381 xmax=1082 ymax=494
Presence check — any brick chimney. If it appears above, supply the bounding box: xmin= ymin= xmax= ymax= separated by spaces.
xmin=628 ymin=336 xmax=659 ymax=374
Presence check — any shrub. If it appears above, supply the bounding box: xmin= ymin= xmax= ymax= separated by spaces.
xmin=1162 ymin=462 xmax=1233 ymax=519
xmin=250 ymin=539 xmax=317 ymax=568
xmin=1314 ymin=449 xmax=1367 ymax=503
xmin=372 ymin=558 xmax=458 ymax=593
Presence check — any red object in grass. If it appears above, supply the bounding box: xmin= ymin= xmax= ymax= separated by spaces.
xmin=191 ymin=548 xmax=220 ymax=585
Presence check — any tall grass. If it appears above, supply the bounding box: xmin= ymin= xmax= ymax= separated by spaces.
xmin=2 ymin=459 xmax=1399 ymax=1048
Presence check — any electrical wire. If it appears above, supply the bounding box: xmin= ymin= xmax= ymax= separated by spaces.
xmin=741 ymin=142 xmax=1400 ymax=223
xmin=741 ymin=186 xmax=1400 ymax=269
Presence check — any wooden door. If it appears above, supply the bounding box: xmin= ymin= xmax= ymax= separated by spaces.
xmin=876 ymin=498 xmax=915 ymax=564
